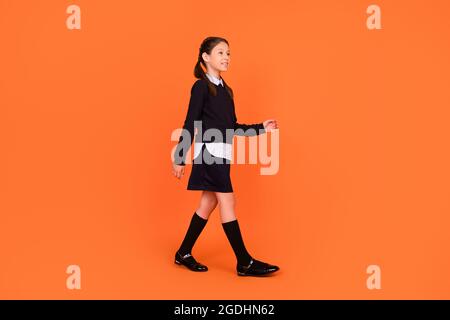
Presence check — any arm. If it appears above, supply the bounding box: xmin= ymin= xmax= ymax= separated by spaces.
xmin=173 ymin=80 xmax=206 ymax=166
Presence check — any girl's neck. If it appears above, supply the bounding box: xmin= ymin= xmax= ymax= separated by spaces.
xmin=206 ymin=70 xmax=221 ymax=80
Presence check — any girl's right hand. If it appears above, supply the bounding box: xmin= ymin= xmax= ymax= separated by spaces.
xmin=172 ymin=162 xmax=185 ymax=179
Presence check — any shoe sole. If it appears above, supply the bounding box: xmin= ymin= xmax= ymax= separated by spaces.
xmin=174 ymin=259 xmax=208 ymax=272
xmin=237 ymin=269 xmax=280 ymax=276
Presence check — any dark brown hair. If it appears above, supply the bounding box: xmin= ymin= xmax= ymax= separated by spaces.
xmin=194 ymin=36 xmax=234 ymax=99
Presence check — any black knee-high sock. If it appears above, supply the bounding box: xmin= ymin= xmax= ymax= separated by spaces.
xmin=178 ymin=212 xmax=208 ymax=256
xmin=222 ymin=219 xmax=252 ymax=266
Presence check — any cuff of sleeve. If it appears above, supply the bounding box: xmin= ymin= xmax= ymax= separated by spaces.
xmin=173 ymin=159 xmax=186 ymax=166
xmin=258 ymin=123 xmax=266 ymax=134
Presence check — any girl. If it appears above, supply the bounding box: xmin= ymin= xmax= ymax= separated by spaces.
xmin=172 ymin=36 xmax=280 ymax=276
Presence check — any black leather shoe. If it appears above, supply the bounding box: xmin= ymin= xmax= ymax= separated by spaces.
xmin=174 ymin=251 xmax=208 ymax=272
xmin=237 ymin=258 xmax=279 ymax=276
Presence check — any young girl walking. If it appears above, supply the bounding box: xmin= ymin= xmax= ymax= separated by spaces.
xmin=172 ymin=36 xmax=280 ymax=276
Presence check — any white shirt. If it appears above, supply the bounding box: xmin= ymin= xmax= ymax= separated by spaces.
xmin=205 ymin=72 xmax=224 ymax=87
xmin=193 ymin=73 xmax=232 ymax=161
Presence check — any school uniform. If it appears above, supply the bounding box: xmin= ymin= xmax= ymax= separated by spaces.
xmin=174 ymin=73 xmax=265 ymax=193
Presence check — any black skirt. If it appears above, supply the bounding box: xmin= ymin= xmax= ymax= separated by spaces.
xmin=187 ymin=144 xmax=233 ymax=193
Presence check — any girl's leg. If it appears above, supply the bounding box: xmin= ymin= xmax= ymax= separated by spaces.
xmin=195 ymin=191 xmax=218 ymax=219
xmin=177 ymin=191 xmax=217 ymax=256
xmin=215 ymin=192 xmax=252 ymax=266
xmin=215 ymin=192 xmax=280 ymax=276
xmin=214 ymin=192 xmax=237 ymax=223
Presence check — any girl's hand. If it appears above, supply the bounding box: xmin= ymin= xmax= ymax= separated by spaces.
xmin=263 ymin=119 xmax=279 ymax=132
xmin=172 ymin=162 xmax=185 ymax=179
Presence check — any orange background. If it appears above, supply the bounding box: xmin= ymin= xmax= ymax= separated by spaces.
xmin=1 ymin=0 xmax=450 ymax=299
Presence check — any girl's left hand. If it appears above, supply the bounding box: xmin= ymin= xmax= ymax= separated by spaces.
xmin=263 ymin=119 xmax=278 ymax=132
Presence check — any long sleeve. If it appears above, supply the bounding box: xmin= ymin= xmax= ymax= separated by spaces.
xmin=232 ymin=100 xmax=265 ymax=136
xmin=173 ymin=80 xmax=207 ymax=166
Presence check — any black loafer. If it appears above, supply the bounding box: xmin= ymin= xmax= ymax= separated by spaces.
xmin=237 ymin=258 xmax=279 ymax=276
xmin=174 ymin=251 xmax=208 ymax=272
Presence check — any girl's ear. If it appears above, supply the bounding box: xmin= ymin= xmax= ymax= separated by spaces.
xmin=202 ymin=52 xmax=208 ymax=62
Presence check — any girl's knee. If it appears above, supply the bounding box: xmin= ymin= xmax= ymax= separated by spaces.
xmin=199 ymin=192 xmax=218 ymax=214
xmin=204 ymin=192 xmax=218 ymax=207
xmin=216 ymin=196 xmax=235 ymax=213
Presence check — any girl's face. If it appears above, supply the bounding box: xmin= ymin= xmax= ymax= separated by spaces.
xmin=202 ymin=42 xmax=230 ymax=74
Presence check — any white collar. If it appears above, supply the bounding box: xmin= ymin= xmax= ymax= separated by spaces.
xmin=205 ymin=73 xmax=224 ymax=86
